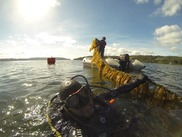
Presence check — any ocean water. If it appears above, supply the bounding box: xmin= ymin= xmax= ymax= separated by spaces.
xmin=0 ymin=60 xmax=181 ymax=137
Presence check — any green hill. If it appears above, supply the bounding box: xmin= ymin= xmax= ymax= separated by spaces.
xmin=74 ymin=55 xmax=182 ymax=65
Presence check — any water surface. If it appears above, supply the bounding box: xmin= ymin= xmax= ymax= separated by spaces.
xmin=0 ymin=60 xmax=181 ymax=137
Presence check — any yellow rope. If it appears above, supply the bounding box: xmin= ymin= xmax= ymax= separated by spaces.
xmin=46 ymin=101 xmax=62 ymax=137
xmin=89 ymin=38 xmax=182 ymax=106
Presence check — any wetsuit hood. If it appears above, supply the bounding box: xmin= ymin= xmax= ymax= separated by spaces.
xmin=59 ymin=80 xmax=82 ymax=101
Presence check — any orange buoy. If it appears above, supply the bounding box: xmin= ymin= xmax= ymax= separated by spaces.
xmin=47 ymin=57 xmax=56 ymax=65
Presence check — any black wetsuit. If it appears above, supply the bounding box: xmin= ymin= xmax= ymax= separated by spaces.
xmin=47 ymin=98 xmax=129 ymax=137
xmin=118 ymin=59 xmax=130 ymax=71
xmin=98 ymin=40 xmax=106 ymax=58
xmin=47 ymin=75 xmax=148 ymax=137
xmin=118 ymin=54 xmax=130 ymax=71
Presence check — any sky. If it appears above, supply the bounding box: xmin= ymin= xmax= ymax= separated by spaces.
xmin=0 ymin=0 xmax=182 ymax=59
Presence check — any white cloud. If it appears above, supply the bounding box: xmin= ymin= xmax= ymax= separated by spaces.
xmin=169 ymin=46 xmax=182 ymax=54
xmin=1 ymin=32 xmax=180 ymax=59
xmin=154 ymin=25 xmax=182 ymax=45
xmin=154 ymin=0 xmax=162 ymax=5
xmin=0 ymin=33 xmax=87 ymax=59
xmin=36 ymin=32 xmax=76 ymax=46
xmin=134 ymin=0 xmax=182 ymax=17
xmin=154 ymin=0 xmax=182 ymax=16
xmin=134 ymin=0 xmax=149 ymax=4
xmin=112 ymin=43 xmax=121 ymax=47
xmin=170 ymin=46 xmax=177 ymax=51
xmin=105 ymin=46 xmax=154 ymax=56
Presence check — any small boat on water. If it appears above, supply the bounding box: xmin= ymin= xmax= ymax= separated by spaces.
xmin=47 ymin=57 xmax=56 ymax=65
xmin=83 ymin=57 xmax=145 ymax=72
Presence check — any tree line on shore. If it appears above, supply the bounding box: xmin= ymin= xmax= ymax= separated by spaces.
xmin=75 ymin=55 xmax=182 ymax=65
xmin=129 ymin=55 xmax=182 ymax=65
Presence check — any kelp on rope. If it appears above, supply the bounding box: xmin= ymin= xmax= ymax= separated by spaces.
xmin=89 ymin=38 xmax=182 ymax=108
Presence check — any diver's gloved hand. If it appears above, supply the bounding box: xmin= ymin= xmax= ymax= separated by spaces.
xmin=137 ymin=74 xmax=148 ymax=85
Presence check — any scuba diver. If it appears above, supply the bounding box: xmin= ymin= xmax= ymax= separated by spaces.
xmin=118 ymin=54 xmax=130 ymax=72
xmin=46 ymin=74 xmax=148 ymax=137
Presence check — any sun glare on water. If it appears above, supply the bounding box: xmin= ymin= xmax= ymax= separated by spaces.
xmin=17 ymin=0 xmax=59 ymax=22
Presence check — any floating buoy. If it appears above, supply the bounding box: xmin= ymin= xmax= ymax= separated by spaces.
xmin=47 ymin=57 xmax=56 ymax=65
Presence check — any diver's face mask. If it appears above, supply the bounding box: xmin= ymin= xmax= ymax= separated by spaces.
xmin=65 ymin=85 xmax=92 ymax=109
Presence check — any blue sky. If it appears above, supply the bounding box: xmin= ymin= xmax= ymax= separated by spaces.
xmin=0 ymin=0 xmax=182 ymax=59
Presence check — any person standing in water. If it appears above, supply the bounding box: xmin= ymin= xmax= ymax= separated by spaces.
xmin=98 ymin=37 xmax=107 ymax=58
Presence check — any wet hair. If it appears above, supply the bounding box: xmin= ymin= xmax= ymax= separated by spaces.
xmin=59 ymin=80 xmax=82 ymax=100
xmin=120 ymin=54 xmax=129 ymax=61
xmin=102 ymin=37 xmax=106 ymax=40
xmin=124 ymin=54 xmax=129 ymax=61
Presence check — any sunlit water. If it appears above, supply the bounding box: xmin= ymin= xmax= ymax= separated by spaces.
xmin=0 ymin=60 xmax=181 ymax=137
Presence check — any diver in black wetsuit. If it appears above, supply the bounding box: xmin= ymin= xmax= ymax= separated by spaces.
xmin=118 ymin=54 xmax=130 ymax=72
xmin=47 ymin=74 xmax=148 ymax=137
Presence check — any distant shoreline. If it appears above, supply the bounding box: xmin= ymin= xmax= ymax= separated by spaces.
xmin=0 ymin=57 xmax=70 ymax=61
xmin=0 ymin=55 xmax=182 ymax=65
xmin=74 ymin=55 xmax=182 ymax=65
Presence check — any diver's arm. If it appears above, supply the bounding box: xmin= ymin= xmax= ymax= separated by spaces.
xmin=100 ymin=74 xmax=148 ymax=100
